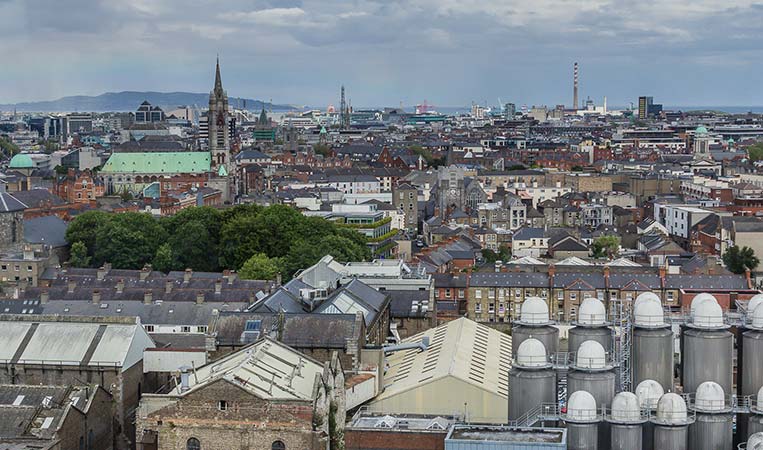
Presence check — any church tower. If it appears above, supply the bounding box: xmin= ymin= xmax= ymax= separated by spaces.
xmin=209 ymin=57 xmax=231 ymax=175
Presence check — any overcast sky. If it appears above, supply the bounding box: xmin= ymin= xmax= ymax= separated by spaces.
xmin=1 ymin=0 xmax=762 ymax=108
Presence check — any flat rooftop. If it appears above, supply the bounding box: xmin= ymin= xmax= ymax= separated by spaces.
xmin=448 ymin=426 xmax=565 ymax=444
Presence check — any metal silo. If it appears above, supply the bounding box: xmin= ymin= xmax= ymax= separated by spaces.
xmin=688 ymin=381 xmax=733 ymax=450
xmin=749 ymin=386 xmax=763 ymax=439
xmin=651 ymin=393 xmax=693 ymax=450
xmin=563 ymin=390 xmax=600 ymax=450
xmin=741 ymin=302 xmax=763 ymax=442
xmin=632 ymin=293 xmax=674 ymax=391
xmin=512 ymin=296 xmax=559 ymax=357
xmin=608 ymin=392 xmax=646 ymax=450
xmin=682 ymin=295 xmax=733 ymax=395
xmin=508 ymin=338 xmax=557 ymax=421
xmin=635 ymin=379 xmax=665 ymax=450
xmin=567 ymin=340 xmax=615 ymax=449
xmin=568 ymin=297 xmax=613 ymax=354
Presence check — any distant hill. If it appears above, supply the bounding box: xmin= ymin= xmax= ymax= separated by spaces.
xmin=0 ymin=91 xmax=296 ymax=113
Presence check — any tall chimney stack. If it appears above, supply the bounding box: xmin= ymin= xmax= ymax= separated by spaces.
xmin=573 ymin=62 xmax=579 ymax=110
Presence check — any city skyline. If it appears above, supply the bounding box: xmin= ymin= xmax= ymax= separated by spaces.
xmin=2 ymin=0 xmax=763 ymax=107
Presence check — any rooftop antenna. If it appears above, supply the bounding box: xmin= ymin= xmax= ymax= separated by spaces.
xmin=573 ymin=62 xmax=579 ymax=110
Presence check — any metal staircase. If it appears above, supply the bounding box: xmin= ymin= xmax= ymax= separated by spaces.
xmin=610 ymin=298 xmax=632 ymax=393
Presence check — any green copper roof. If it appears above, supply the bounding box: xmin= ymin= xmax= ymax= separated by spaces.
xmin=9 ymin=153 xmax=34 ymax=168
xmin=217 ymin=164 xmax=228 ymax=176
xmin=101 ymin=152 xmax=211 ymax=174
xmin=695 ymin=126 xmax=708 ymax=134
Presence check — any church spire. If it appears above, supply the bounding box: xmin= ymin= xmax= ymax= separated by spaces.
xmin=214 ymin=55 xmax=223 ymax=93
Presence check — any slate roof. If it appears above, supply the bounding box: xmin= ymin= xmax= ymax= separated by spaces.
xmin=9 ymin=189 xmax=65 ymax=208
xmin=387 ymin=289 xmax=431 ymax=318
xmin=0 ymin=192 xmax=27 ymax=212
xmin=23 ymin=215 xmax=68 ymax=247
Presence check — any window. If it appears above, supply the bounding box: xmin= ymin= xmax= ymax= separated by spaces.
xmin=197 ymin=326 xmax=208 ymax=333
xmin=445 ymin=289 xmax=451 ymax=298
xmin=187 ymin=438 xmax=201 ymax=450
xmin=181 ymin=326 xmax=191 ymax=333
xmin=570 ymin=293 xmax=577 ymax=301
xmin=218 ymin=400 xmax=228 ymax=411
xmin=272 ymin=441 xmax=286 ymax=450
xmin=144 ymin=325 xmax=154 ymax=332
xmin=475 ymin=303 xmax=482 ymax=313
xmin=458 ymin=289 xmax=465 ymax=299
xmin=475 ymin=290 xmax=482 ymax=299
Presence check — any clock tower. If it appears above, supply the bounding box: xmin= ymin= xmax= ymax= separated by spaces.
xmin=208 ymin=57 xmax=231 ymax=175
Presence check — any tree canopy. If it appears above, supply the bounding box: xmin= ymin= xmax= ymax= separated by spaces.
xmin=591 ymin=235 xmax=620 ymax=259
xmin=747 ymin=143 xmax=763 ymax=162
xmin=66 ymin=204 xmax=370 ymax=279
xmin=722 ymin=245 xmax=760 ymax=274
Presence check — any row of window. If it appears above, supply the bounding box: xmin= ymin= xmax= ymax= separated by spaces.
xmin=0 ymin=264 xmax=33 ymax=272
xmin=471 ymin=289 xmax=675 ymax=302
xmin=143 ymin=325 xmax=207 ymax=333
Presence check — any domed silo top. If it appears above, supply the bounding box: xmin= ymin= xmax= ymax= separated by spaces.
xmin=656 ymin=393 xmax=689 ymax=425
xmin=748 ymin=293 xmax=763 ymax=316
xmin=693 ymin=381 xmax=727 ymax=412
xmin=690 ymin=297 xmax=725 ymax=329
xmin=754 ymin=386 xmax=763 ymax=413
xmin=574 ymin=340 xmax=608 ymax=370
xmin=519 ymin=296 xmax=551 ymax=325
xmin=689 ymin=293 xmax=716 ymax=315
xmin=748 ymin=304 xmax=763 ymax=330
xmin=566 ymin=390 xmax=598 ymax=422
xmin=609 ymin=392 xmax=643 ymax=423
xmin=577 ymin=297 xmax=607 ymax=325
xmin=634 ymin=296 xmax=665 ymax=327
xmin=748 ymin=432 xmax=763 ymax=450
xmin=515 ymin=338 xmax=550 ymax=368
xmin=635 ymin=379 xmax=665 ymax=409
xmin=634 ymin=291 xmax=660 ymax=309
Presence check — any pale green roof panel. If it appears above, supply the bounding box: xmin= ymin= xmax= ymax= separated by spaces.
xmin=101 ymin=152 xmax=211 ymax=174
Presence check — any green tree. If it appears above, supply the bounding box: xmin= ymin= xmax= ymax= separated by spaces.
xmin=219 ymin=214 xmax=265 ymax=269
xmin=0 ymin=136 xmax=20 ymax=156
xmin=65 ymin=211 xmax=112 ymax=258
xmin=239 ymin=253 xmax=283 ymax=280
xmin=313 ymin=143 xmax=332 ymax=157
xmin=747 ymin=143 xmax=763 ymax=162
xmin=507 ymin=164 xmax=527 ymax=171
xmin=723 ymin=245 xmax=760 ymax=274
xmin=152 ymin=243 xmax=174 ymax=273
xmin=169 ymin=220 xmax=218 ymax=271
xmin=93 ymin=224 xmax=156 ymax=269
xmin=68 ymin=241 xmax=91 ymax=267
xmin=591 ymin=235 xmax=620 ymax=259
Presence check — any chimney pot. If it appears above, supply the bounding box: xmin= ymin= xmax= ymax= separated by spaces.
xmin=92 ymin=289 xmax=101 ymax=304
xmin=116 ymin=278 xmax=125 ymax=294
xmin=165 ymin=280 xmax=173 ymax=294
xmin=67 ymin=280 xmax=76 ymax=294
xmin=196 ymin=291 xmax=205 ymax=304
xmin=140 ymin=265 xmax=151 ymax=281
xmin=40 ymin=290 xmax=49 ymax=304
xmin=144 ymin=290 xmax=153 ymax=304
xmin=184 ymin=268 xmax=193 ymax=284
xmin=215 ymin=279 xmax=222 ymax=294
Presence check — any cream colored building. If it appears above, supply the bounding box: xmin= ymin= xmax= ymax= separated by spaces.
xmin=366 ymin=317 xmax=511 ymax=423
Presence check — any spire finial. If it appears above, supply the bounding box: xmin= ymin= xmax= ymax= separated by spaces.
xmin=214 ymin=55 xmax=223 ymax=92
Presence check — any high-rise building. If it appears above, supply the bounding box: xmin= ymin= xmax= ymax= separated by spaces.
xmin=208 ymin=58 xmax=231 ymax=175
xmin=638 ymin=96 xmax=663 ymax=120
xmin=504 ymin=103 xmax=516 ymax=119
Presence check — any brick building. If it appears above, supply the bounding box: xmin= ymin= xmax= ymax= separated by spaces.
xmin=136 ymin=337 xmax=345 ymax=450
xmin=54 ymin=168 xmax=105 ymax=204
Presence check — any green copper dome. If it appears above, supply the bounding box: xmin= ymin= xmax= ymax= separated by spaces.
xmin=8 ymin=153 xmax=34 ymax=168
xmin=695 ymin=126 xmax=708 ymax=134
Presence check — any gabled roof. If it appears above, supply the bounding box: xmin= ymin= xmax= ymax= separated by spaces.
xmin=101 ymin=152 xmax=211 ymax=174
xmin=372 ymin=317 xmax=510 ymax=402
xmin=169 ymin=336 xmax=324 ymax=401
xmin=506 ymin=255 xmax=545 ymax=265
xmin=556 ymin=256 xmax=592 ymax=266
xmin=0 ymin=191 xmax=27 ymax=212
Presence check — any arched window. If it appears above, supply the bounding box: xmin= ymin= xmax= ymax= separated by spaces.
xmin=187 ymin=438 xmax=201 ymax=450
xmin=272 ymin=441 xmax=286 ymax=450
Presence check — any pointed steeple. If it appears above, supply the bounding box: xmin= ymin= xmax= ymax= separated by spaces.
xmin=214 ymin=55 xmax=223 ymax=93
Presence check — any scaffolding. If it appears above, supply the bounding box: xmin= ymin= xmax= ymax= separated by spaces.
xmin=610 ymin=298 xmax=632 ymax=393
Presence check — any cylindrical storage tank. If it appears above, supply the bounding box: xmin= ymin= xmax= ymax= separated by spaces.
xmin=741 ymin=306 xmax=763 ymax=442
xmin=636 ymin=379 xmax=665 ymax=450
xmin=567 ymin=340 xmax=615 ymax=450
xmin=632 ymin=295 xmax=674 ymax=391
xmin=564 ymin=390 xmax=599 ymax=450
xmin=511 ymin=297 xmax=559 ymax=356
xmin=651 ymin=393 xmax=693 ymax=450
xmin=608 ymin=392 xmax=646 ymax=450
xmin=568 ymin=340 xmax=616 ymax=408
xmin=742 ymin=307 xmax=763 ymax=399
xmin=688 ymin=381 xmax=733 ymax=450
xmin=682 ymin=297 xmax=733 ymax=395
xmin=569 ymin=297 xmax=612 ymax=354
xmin=749 ymin=387 xmax=763 ymax=439
xmin=508 ymin=338 xmax=556 ymax=420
